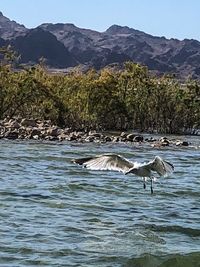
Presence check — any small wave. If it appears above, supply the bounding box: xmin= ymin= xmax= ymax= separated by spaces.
xmin=124 ymin=252 xmax=200 ymax=267
xmin=0 ymin=191 xmax=52 ymax=200
xmin=147 ymin=224 xmax=200 ymax=237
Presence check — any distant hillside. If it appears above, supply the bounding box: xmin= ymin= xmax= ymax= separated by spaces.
xmin=11 ymin=28 xmax=77 ymax=68
xmin=0 ymin=11 xmax=27 ymax=39
xmin=1 ymin=11 xmax=200 ymax=78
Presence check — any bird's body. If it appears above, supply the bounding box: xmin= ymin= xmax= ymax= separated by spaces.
xmin=128 ymin=164 xmax=152 ymax=177
xmin=72 ymin=154 xmax=174 ymax=194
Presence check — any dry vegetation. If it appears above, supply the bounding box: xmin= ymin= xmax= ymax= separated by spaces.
xmin=0 ymin=47 xmax=200 ymax=134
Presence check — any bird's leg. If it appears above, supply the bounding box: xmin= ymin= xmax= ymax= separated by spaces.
xmin=150 ymin=178 xmax=154 ymax=194
xmin=143 ymin=177 xmax=146 ymax=189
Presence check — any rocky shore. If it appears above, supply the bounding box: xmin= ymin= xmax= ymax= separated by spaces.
xmin=0 ymin=118 xmax=192 ymax=147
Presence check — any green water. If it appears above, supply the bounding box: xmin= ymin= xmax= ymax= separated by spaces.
xmin=0 ymin=137 xmax=199 ymax=266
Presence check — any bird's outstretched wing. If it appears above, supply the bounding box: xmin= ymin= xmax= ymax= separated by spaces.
xmin=72 ymin=154 xmax=134 ymax=174
xmin=147 ymin=156 xmax=174 ymax=176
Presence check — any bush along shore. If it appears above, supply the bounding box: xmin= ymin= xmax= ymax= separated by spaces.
xmin=0 ymin=47 xmax=200 ymax=135
xmin=0 ymin=117 xmax=193 ymax=147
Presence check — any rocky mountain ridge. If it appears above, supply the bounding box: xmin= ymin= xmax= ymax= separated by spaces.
xmin=0 ymin=11 xmax=200 ymax=78
xmin=0 ymin=11 xmax=27 ymax=39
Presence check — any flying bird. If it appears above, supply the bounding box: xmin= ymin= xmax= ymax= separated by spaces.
xmin=72 ymin=154 xmax=174 ymax=194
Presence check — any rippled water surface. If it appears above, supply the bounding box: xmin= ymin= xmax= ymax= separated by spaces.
xmin=0 ymin=137 xmax=200 ymax=267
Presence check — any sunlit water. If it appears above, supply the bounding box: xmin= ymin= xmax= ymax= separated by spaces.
xmin=0 ymin=136 xmax=200 ymax=267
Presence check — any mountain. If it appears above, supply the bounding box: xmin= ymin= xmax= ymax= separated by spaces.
xmin=11 ymin=28 xmax=77 ymax=68
xmin=0 ymin=36 xmax=6 ymax=47
xmin=0 ymin=12 xmax=77 ymax=67
xmin=39 ymin=23 xmax=200 ymax=77
xmin=39 ymin=23 xmax=132 ymax=69
xmin=1 ymin=11 xmax=200 ymax=78
xmin=0 ymin=11 xmax=27 ymax=39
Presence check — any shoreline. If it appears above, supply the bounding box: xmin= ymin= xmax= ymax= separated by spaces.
xmin=0 ymin=118 xmax=197 ymax=148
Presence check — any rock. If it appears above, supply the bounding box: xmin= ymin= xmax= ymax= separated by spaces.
xmin=37 ymin=122 xmax=45 ymax=128
xmin=88 ymin=131 xmax=102 ymax=138
xmin=89 ymin=132 xmax=102 ymax=138
xmin=120 ymin=132 xmax=127 ymax=138
xmin=48 ymin=136 xmax=59 ymax=141
xmin=10 ymin=121 xmax=21 ymax=129
xmin=151 ymin=143 xmax=162 ymax=148
xmin=161 ymin=141 xmax=169 ymax=146
xmin=159 ymin=137 xmax=170 ymax=146
xmin=44 ymin=120 xmax=52 ymax=127
xmin=3 ymin=117 xmax=9 ymax=123
xmin=21 ymin=118 xmax=37 ymax=127
xmin=63 ymin=128 xmax=71 ymax=134
xmin=0 ymin=126 xmax=5 ymax=134
xmin=67 ymin=132 xmax=78 ymax=141
xmin=58 ymin=134 xmax=67 ymax=141
xmin=176 ymin=140 xmax=189 ymax=146
xmin=75 ymin=132 xmax=85 ymax=139
xmin=47 ymin=127 xmax=61 ymax=137
xmin=66 ymin=136 xmax=76 ymax=141
xmin=31 ymin=127 xmax=42 ymax=137
xmin=145 ymin=137 xmax=157 ymax=142
xmin=112 ymin=136 xmax=120 ymax=142
xmin=133 ymin=135 xmax=143 ymax=142
xmin=25 ymin=127 xmax=34 ymax=134
xmin=104 ymin=136 xmax=112 ymax=142
xmin=18 ymin=134 xmax=25 ymax=139
xmin=5 ymin=119 xmax=21 ymax=129
xmin=126 ymin=133 xmax=135 ymax=141
xmin=159 ymin=140 xmax=169 ymax=146
xmin=32 ymin=135 xmax=39 ymax=140
xmin=159 ymin=136 xmax=169 ymax=142
xmin=4 ymin=130 xmax=19 ymax=139
xmin=85 ymin=136 xmax=95 ymax=142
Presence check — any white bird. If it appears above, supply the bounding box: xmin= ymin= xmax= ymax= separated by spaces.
xmin=72 ymin=154 xmax=174 ymax=194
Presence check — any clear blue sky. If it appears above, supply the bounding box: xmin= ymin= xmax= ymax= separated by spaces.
xmin=0 ymin=0 xmax=199 ymax=40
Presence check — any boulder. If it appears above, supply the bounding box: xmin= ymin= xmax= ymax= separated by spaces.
xmin=133 ymin=135 xmax=144 ymax=142
xmin=85 ymin=136 xmax=95 ymax=142
xmin=112 ymin=136 xmax=120 ymax=142
xmin=5 ymin=119 xmax=21 ymax=129
xmin=89 ymin=132 xmax=102 ymax=138
xmin=159 ymin=137 xmax=170 ymax=146
xmin=47 ymin=127 xmax=61 ymax=137
xmin=31 ymin=127 xmax=42 ymax=137
xmin=21 ymin=118 xmax=37 ymax=127
xmin=104 ymin=136 xmax=112 ymax=142
xmin=58 ymin=134 xmax=67 ymax=141
xmin=67 ymin=132 xmax=78 ymax=141
xmin=63 ymin=128 xmax=72 ymax=134
xmin=9 ymin=120 xmax=21 ymax=129
xmin=120 ymin=132 xmax=127 ymax=138
xmin=176 ymin=140 xmax=189 ymax=146
xmin=160 ymin=141 xmax=169 ymax=146
xmin=32 ymin=135 xmax=39 ymax=140
xmin=126 ymin=133 xmax=135 ymax=141
xmin=145 ymin=137 xmax=157 ymax=142
xmin=0 ymin=126 xmax=5 ymax=134
xmin=48 ymin=136 xmax=59 ymax=141
xmin=4 ymin=130 xmax=19 ymax=139
xmin=25 ymin=127 xmax=34 ymax=134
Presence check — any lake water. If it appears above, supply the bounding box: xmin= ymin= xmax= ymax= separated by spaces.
xmin=0 ymin=137 xmax=200 ymax=267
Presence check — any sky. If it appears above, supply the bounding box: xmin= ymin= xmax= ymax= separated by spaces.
xmin=0 ymin=0 xmax=199 ymax=41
